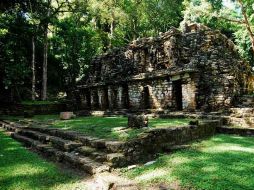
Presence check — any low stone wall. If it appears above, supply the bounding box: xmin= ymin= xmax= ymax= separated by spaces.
xmin=23 ymin=103 xmax=67 ymax=115
xmin=123 ymin=120 xmax=219 ymax=163
xmin=1 ymin=118 xmax=222 ymax=167
xmin=216 ymin=126 xmax=254 ymax=137
xmin=0 ymin=103 xmax=67 ymax=116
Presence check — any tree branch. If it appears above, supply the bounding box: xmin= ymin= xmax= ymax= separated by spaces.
xmin=238 ymin=0 xmax=254 ymax=53
xmin=215 ymin=16 xmax=245 ymax=24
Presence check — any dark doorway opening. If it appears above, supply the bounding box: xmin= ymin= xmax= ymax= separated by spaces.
xmin=122 ymin=84 xmax=129 ymax=109
xmin=103 ymin=87 xmax=109 ymax=109
xmin=143 ymin=86 xmax=151 ymax=109
xmin=108 ymin=87 xmax=118 ymax=110
xmin=92 ymin=91 xmax=99 ymax=109
xmin=173 ymin=80 xmax=183 ymax=110
xmin=85 ymin=90 xmax=91 ymax=109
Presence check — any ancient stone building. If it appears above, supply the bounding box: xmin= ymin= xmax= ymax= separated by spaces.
xmin=77 ymin=23 xmax=251 ymax=112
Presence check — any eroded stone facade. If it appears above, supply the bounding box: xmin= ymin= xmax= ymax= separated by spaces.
xmin=78 ymin=23 xmax=251 ymax=111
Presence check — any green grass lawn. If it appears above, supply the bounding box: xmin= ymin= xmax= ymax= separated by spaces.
xmin=123 ymin=134 xmax=254 ymax=190
xmin=0 ymin=129 xmax=88 ymax=190
xmin=1 ymin=115 xmax=190 ymax=141
xmin=38 ymin=115 xmax=190 ymax=141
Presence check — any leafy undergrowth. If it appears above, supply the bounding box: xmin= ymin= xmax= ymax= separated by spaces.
xmin=1 ymin=115 xmax=190 ymax=141
xmin=0 ymin=130 xmax=88 ymax=190
xmin=123 ymin=134 xmax=254 ymax=190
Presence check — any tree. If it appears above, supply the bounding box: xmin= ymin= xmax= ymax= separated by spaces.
xmin=182 ymin=0 xmax=254 ymax=63
xmin=0 ymin=0 xmax=185 ymax=102
xmin=0 ymin=6 xmax=32 ymax=101
xmin=52 ymin=12 xmax=100 ymax=89
xmin=38 ymin=0 xmax=69 ymax=100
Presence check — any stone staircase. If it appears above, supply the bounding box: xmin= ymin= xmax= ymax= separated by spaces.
xmin=0 ymin=120 xmax=126 ymax=175
xmin=0 ymin=118 xmax=219 ymax=176
xmin=223 ymin=95 xmax=254 ymax=128
xmin=224 ymin=108 xmax=254 ymax=128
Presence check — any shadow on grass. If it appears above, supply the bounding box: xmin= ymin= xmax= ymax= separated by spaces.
xmin=50 ymin=116 xmax=190 ymax=140
xmin=126 ymin=134 xmax=254 ymax=190
xmin=1 ymin=115 xmax=191 ymax=140
xmin=0 ymin=131 xmax=83 ymax=190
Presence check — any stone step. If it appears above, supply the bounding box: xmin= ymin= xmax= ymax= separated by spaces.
xmin=18 ymin=129 xmax=49 ymax=143
xmin=229 ymin=108 xmax=254 ymax=115
xmin=11 ymin=133 xmax=40 ymax=147
xmin=10 ymin=133 xmax=109 ymax=175
xmin=2 ymin=120 xmax=126 ymax=153
xmin=17 ymin=129 xmax=83 ymax=152
xmin=76 ymin=146 xmax=97 ymax=156
xmin=29 ymin=126 xmax=109 ymax=149
xmin=3 ymin=121 xmax=127 ymax=167
xmin=1 ymin=121 xmax=23 ymax=132
xmin=49 ymin=136 xmax=83 ymax=152
xmin=26 ymin=126 xmax=125 ymax=153
xmin=63 ymin=152 xmax=110 ymax=174
xmin=76 ymin=146 xmax=126 ymax=166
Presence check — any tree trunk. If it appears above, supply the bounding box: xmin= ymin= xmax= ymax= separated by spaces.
xmin=238 ymin=0 xmax=254 ymax=54
xmin=31 ymin=35 xmax=36 ymax=100
xmin=42 ymin=25 xmax=48 ymax=100
xmin=109 ymin=12 xmax=115 ymax=48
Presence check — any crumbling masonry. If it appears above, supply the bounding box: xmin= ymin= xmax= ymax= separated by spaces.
xmin=77 ymin=24 xmax=251 ymax=112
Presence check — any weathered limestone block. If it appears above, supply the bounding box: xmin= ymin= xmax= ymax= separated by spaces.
xmin=128 ymin=114 xmax=148 ymax=128
xmin=60 ymin=112 xmax=75 ymax=120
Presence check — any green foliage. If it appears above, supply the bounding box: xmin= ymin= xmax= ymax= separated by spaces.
xmin=0 ymin=129 xmax=84 ymax=190
xmin=124 ymin=134 xmax=254 ymax=189
xmin=0 ymin=0 xmax=185 ymax=101
xmin=87 ymin=0 xmax=184 ymax=47
xmin=52 ymin=14 xmax=101 ymax=86
xmin=0 ymin=7 xmax=32 ymax=99
xmin=8 ymin=0 xmax=254 ymax=101
xmin=182 ymin=0 xmax=254 ymax=65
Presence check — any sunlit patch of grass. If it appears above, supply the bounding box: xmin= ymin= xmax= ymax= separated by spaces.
xmin=123 ymin=134 xmax=254 ymax=190
xmin=47 ymin=116 xmax=190 ymax=140
xmin=1 ymin=115 xmax=191 ymax=140
xmin=0 ymin=130 xmax=87 ymax=190
xmin=149 ymin=118 xmax=190 ymax=128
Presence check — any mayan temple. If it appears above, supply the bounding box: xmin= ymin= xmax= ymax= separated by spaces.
xmin=77 ymin=23 xmax=251 ymax=112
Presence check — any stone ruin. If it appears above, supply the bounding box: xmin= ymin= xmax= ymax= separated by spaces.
xmin=77 ymin=23 xmax=252 ymax=112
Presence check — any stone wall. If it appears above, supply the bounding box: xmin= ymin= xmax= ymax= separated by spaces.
xmin=0 ymin=103 xmax=67 ymax=116
xmin=78 ymin=23 xmax=251 ymax=112
xmin=123 ymin=120 xmax=219 ymax=163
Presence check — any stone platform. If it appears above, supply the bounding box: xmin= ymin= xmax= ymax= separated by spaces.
xmin=0 ymin=118 xmax=218 ymax=175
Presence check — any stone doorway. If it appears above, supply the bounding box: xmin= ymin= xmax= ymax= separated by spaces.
xmin=92 ymin=90 xmax=99 ymax=109
xmin=173 ymin=80 xmax=183 ymax=110
xmin=85 ymin=90 xmax=91 ymax=109
xmin=143 ymin=86 xmax=151 ymax=109
xmin=103 ymin=87 xmax=109 ymax=109
xmin=122 ymin=84 xmax=129 ymax=109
